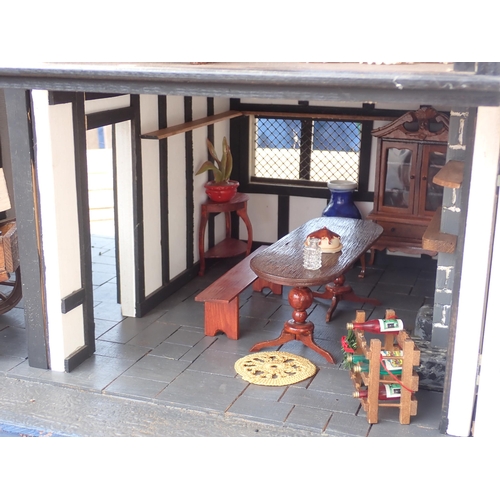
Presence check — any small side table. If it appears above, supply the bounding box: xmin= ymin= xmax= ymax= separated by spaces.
xmin=198 ymin=193 xmax=253 ymax=276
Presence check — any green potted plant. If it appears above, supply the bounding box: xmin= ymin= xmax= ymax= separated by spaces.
xmin=196 ymin=136 xmax=239 ymax=202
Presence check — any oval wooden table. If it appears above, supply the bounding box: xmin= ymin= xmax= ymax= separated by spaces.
xmin=249 ymin=217 xmax=383 ymax=363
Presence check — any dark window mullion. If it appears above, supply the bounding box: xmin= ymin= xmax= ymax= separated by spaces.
xmin=299 ymin=119 xmax=312 ymax=180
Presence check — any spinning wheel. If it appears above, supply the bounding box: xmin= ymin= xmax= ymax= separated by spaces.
xmin=0 ymin=219 xmax=22 ymax=315
xmin=0 ymin=267 xmax=22 ymax=314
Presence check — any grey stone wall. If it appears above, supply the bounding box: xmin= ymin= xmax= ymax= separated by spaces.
xmin=431 ymin=108 xmax=470 ymax=349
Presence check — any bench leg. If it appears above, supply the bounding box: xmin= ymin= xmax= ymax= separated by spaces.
xmin=204 ymin=297 xmax=240 ymax=340
xmin=252 ymin=277 xmax=283 ymax=295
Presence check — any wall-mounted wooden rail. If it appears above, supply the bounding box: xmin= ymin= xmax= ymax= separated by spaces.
xmin=140 ymin=108 xmax=401 ymax=141
xmin=141 ymin=110 xmax=243 ymax=140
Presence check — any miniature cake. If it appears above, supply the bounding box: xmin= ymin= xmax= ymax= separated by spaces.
xmin=305 ymin=227 xmax=342 ymax=253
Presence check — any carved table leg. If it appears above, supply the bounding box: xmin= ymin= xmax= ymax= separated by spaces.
xmin=250 ymin=286 xmax=334 ymax=363
xmin=312 ymin=274 xmax=382 ymax=323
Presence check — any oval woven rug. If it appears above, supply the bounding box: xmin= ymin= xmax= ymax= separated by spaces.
xmin=234 ymin=351 xmax=317 ymax=386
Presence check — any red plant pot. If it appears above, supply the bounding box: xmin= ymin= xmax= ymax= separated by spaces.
xmin=204 ymin=180 xmax=239 ymax=203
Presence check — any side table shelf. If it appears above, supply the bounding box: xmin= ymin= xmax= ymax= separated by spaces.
xmin=198 ymin=193 xmax=253 ymax=276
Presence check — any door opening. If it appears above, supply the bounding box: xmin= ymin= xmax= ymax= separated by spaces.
xmin=86 ymin=125 xmax=121 ymax=319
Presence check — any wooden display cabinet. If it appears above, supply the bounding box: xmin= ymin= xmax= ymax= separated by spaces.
xmin=367 ymin=106 xmax=449 ymax=258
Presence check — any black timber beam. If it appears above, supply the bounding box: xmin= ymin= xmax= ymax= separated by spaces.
xmin=1 ymin=64 xmax=500 ymax=107
xmin=0 ymin=89 xmax=50 ymax=369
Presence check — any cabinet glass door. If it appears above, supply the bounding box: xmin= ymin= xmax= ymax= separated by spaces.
xmin=379 ymin=142 xmax=418 ymax=213
xmin=421 ymin=145 xmax=447 ymax=214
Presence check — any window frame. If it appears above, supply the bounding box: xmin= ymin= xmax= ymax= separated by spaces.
xmin=230 ymin=100 xmax=409 ymax=203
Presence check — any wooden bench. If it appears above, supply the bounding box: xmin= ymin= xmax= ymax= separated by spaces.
xmin=195 ymin=245 xmax=282 ymax=340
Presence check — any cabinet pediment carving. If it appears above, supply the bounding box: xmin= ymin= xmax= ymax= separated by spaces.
xmin=372 ymin=106 xmax=449 ymax=142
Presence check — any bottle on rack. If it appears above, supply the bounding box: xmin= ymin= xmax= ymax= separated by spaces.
xmin=346 ymin=318 xmax=404 ymax=333
xmin=353 ymin=383 xmax=402 ymax=400
xmin=345 ymin=350 xmax=403 ymax=365
xmin=352 ymin=364 xmax=402 ymax=376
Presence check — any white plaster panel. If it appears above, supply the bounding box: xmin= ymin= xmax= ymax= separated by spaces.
xmin=140 ymin=94 xmax=162 ymax=296
xmin=192 ymin=96 xmax=207 ymax=121
xmin=245 ymin=193 xmax=278 ymax=243
xmin=166 ymin=96 xmax=187 ymax=278
xmin=166 ymin=95 xmax=185 ymax=127
xmin=356 ymin=201 xmax=374 ymax=219
xmin=192 ymin=96 xmax=209 ymax=262
xmin=31 ymin=91 xmax=84 ymax=371
xmin=193 ymin=125 xmax=208 ymax=262
xmin=115 ymin=120 xmax=136 ymax=316
xmin=289 ymin=196 xmax=326 ymax=231
xmin=167 ymin=133 xmax=187 ymax=278
xmin=84 ymin=95 xmax=131 ymax=114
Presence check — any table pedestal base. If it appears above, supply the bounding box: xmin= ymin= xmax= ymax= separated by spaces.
xmin=312 ymin=274 xmax=381 ymax=323
xmin=249 ymin=286 xmax=335 ymax=364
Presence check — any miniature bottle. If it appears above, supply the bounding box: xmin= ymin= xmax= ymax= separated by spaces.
xmin=353 ymin=383 xmax=402 ymax=400
xmin=351 ymin=364 xmax=402 ymax=376
xmin=346 ymin=318 xmax=404 ymax=333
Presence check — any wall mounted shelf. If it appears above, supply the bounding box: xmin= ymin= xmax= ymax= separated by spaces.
xmin=432 ymin=160 xmax=464 ymax=188
xmin=141 ymin=110 xmax=243 ymax=140
xmin=422 ymin=207 xmax=457 ymax=253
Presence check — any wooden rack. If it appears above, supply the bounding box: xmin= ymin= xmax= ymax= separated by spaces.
xmin=348 ymin=309 xmax=420 ymax=424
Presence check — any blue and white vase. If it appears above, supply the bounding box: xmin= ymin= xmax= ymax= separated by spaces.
xmin=322 ymin=180 xmax=361 ymax=220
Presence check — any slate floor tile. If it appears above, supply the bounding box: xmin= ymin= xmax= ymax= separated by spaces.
xmin=0 ymin=355 xmax=26 ymax=373
xmin=226 ymin=395 xmax=293 ymax=424
xmin=241 ymin=384 xmax=287 ymax=401
xmin=187 ymin=349 xmax=242 ymax=377
xmin=104 ymin=374 xmax=168 ymax=401
xmin=0 ymin=308 xmax=26 ymax=329
xmin=123 ymin=355 xmax=190 ymax=383
xmin=158 ymin=300 xmax=205 ymax=328
xmin=95 ymin=340 xmax=150 ymax=361
xmin=178 ymin=336 xmax=217 ymax=362
xmin=277 ymin=338 xmax=342 ymax=369
xmin=165 ymin=327 xmax=206 ymax=347
xmin=284 ymin=405 xmax=333 ymax=432
xmin=126 ymin=321 xmax=180 ymax=348
xmin=0 ymin=327 xmax=27 ymax=357
xmin=207 ymin=331 xmax=280 ymax=355
xmin=150 ymin=342 xmax=192 ymax=360
xmin=155 ymin=370 xmax=248 ymax=412
xmin=239 ymin=295 xmax=282 ymax=319
xmin=281 ymin=385 xmax=360 ymax=413
xmin=92 ymin=271 xmax=116 ymax=287
xmin=371 ymin=389 xmax=444 ymax=429
xmin=93 ymin=282 xmax=120 ymax=303
xmin=367 ymin=420 xmax=447 ymax=437
xmin=93 ymin=301 xmax=125 ymax=322
xmin=306 ymin=366 xmax=355 ymax=395
xmin=324 ymin=411 xmax=371 ymax=436
xmin=94 ymin=318 xmax=119 ymax=338
xmin=100 ymin=317 xmax=168 ymax=344
xmin=8 ymin=355 xmax=136 ymax=391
